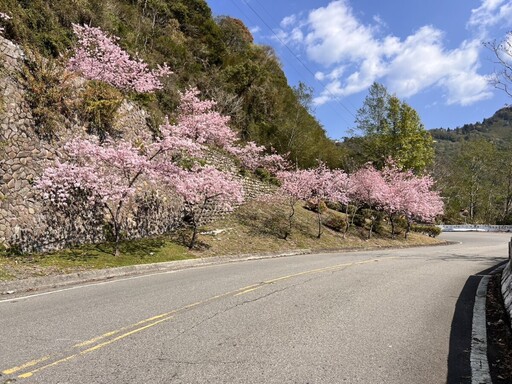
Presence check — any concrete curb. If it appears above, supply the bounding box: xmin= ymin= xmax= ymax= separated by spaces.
xmin=0 ymin=249 xmax=312 ymax=296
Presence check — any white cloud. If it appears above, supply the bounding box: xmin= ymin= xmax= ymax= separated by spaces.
xmin=278 ymin=0 xmax=498 ymax=107
xmin=280 ymin=15 xmax=297 ymax=28
xmin=468 ymin=0 xmax=512 ymax=36
xmin=250 ymin=26 xmax=261 ymax=34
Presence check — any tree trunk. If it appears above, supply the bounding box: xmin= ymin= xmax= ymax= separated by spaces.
xmin=285 ymin=201 xmax=296 ymax=240
xmin=316 ymin=206 xmax=322 ymax=239
xmin=405 ymin=219 xmax=411 ymax=239
xmin=188 ymin=224 xmax=198 ymax=249
xmin=343 ymin=204 xmax=350 ymax=239
xmin=113 ymin=221 xmax=121 ymax=257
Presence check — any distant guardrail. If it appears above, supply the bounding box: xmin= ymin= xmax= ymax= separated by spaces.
xmin=438 ymin=225 xmax=512 ymax=232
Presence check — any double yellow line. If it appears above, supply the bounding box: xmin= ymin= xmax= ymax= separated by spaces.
xmin=2 ymin=256 xmax=396 ymax=379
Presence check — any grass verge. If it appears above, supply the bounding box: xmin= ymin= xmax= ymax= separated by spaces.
xmin=0 ymin=237 xmax=194 ymax=281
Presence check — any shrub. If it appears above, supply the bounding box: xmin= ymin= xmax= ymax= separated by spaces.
xmin=77 ymin=81 xmax=123 ymax=140
xmin=322 ymin=212 xmax=347 ymax=232
xmin=18 ymin=50 xmax=75 ymax=138
xmin=304 ymin=200 xmax=327 ymax=213
xmin=325 ymin=201 xmax=341 ymax=211
xmin=411 ymin=224 xmax=442 ymax=237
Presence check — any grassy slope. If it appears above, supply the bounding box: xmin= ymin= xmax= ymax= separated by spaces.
xmin=0 ymin=200 xmax=442 ymax=282
xmin=191 ymin=199 xmax=441 ymax=257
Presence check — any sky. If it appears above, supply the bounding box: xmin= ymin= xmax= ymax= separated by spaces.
xmin=206 ymin=0 xmax=512 ymax=139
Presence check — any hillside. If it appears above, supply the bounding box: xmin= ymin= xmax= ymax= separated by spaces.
xmin=429 ymin=107 xmax=512 ymax=224
xmin=0 ymin=0 xmax=342 ymax=168
xmin=431 ymin=107 xmax=512 ymax=157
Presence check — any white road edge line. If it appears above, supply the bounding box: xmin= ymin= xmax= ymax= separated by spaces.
xmin=470 ymin=275 xmax=492 ymax=384
xmin=0 ymin=269 xmax=182 ymax=303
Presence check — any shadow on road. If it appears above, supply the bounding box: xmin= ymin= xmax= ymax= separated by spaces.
xmin=446 ymin=261 xmax=507 ymax=384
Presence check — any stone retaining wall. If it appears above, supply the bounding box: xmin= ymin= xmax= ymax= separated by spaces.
xmin=0 ymin=36 xmax=275 ymax=252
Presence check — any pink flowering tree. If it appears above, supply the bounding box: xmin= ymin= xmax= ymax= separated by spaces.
xmin=401 ymin=175 xmax=444 ymax=238
xmin=36 ymin=138 xmax=152 ymax=256
xmin=168 ymin=167 xmax=244 ymax=249
xmin=329 ymin=169 xmax=351 ymax=237
xmin=232 ymin=141 xmax=289 ymax=174
xmin=276 ymin=169 xmax=316 ymax=240
xmin=308 ymin=164 xmax=346 ymax=238
xmin=36 ymin=118 xmax=201 ymax=255
xmin=374 ymin=161 xmax=444 ymax=238
xmin=378 ymin=162 xmax=410 ymax=238
xmin=348 ymin=164 xmax=387 ymax=239
xmin=277 ymin=164 xmax=349 ymax=239
xmin=175 ymin=88 xmax=237 ymax=149
xmin=67 ymin=24 xmax=172 ymax=93
xmin=177 ymin=88 xmax=289 ymax=174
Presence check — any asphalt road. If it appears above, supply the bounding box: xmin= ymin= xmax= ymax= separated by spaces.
xmin=0 ymin=232 xmax=509 ymax=384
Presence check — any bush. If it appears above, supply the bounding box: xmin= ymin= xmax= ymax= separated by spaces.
xmin=411 ymin=224 xmax=441 ymax=237
xmin=78 ymin=81 xmax=123 ymax=140
xmin=304 ymin=200 xmax=327 ymax=213
xmin=18 ymin=50 xmax=75 ymax=138
xmin=254 ymin=167 xmax=279 ymax=185
xmin=325 ymin=201 xmax=341 ymax=211
xmin=322 ymin=212 xmax=347 ymax=232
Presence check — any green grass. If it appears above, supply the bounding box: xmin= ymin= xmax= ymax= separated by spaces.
xmin=0 ymin=237 xmax=194 ymax=281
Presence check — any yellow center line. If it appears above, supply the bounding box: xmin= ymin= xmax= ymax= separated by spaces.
xmin=1 ymin=356 xmax=51 ymax=375
xmin=5 ymin=256 xmax=398 ymax=379
xmin=18 ymin=316 xmax=174 ymax=379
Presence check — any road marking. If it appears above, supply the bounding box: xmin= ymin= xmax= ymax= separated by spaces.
xmin=17 ymin=316 xmax=174 ymax=379
xmin=1 ymin=356 xmax=51 ymax=375
xmin=470 ymin=275 xmax=492 ymax=384
xmin=3 ymin=256 xmax=397 ymax=379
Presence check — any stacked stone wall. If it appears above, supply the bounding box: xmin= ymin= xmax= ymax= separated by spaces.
xmin=0 ymin=36 xmax=276 ymax=252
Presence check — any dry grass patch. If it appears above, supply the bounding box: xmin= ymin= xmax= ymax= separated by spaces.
xmin=188 ymin=199 xmax=442 ymax=257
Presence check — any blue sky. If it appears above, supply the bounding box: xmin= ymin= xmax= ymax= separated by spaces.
xmin=206 ymin=0 xmax=512 ymax=139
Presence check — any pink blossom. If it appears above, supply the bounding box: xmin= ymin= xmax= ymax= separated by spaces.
xmin=67 ymin=24 xmax=172 ymax=93
xmin=175 ymin=88 xmax=236 ymax=149
xmin=168 ymin=166 xmax=244 ymax=248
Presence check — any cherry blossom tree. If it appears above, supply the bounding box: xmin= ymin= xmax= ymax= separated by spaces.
xmin=67 ymin=24 xmax=172 ymax=93
xmin=348 ymin=164 xmax=387 ymax=239
xmin=169 ymin=167 xmax=244 ymax=249
xmin=177 ymin=88 xmax=289 ymax=174
xmin=378 ymin=161 xmax=444 ymax=238
xmin=276 ymin=169 xmax=316 ymax=240
xmin=277 ymin=165 xmax=349 ymax=239
xmin=329 ymin=169 xmax=351 ymax=237
xmin=308 ymin=164 xmax=347 ymax=239
xmin=401 ymin=175 xmax=444 ymax=238
xmin=36 ymin=117 xmax=201 ymax=255
xmin=36 ymin=138 xmax=152 ymax=256
xmin=232 ymin=141 xmax=289 ymax=174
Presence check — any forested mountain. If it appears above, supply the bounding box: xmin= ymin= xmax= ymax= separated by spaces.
xmin=430 ymin=107 xmax=512 ymax=224
xmin=431 ymin=107 xmax=512 ymax=156
xmin=0 ymin=0 xmax=342 ymax=168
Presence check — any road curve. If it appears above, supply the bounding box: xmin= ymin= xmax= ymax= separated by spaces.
xmin=0 ymin=232 xmax=508 ymax=383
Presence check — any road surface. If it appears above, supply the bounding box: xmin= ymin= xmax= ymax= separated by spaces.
xmin=0 ymin=232 xmax=509 ymax=383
